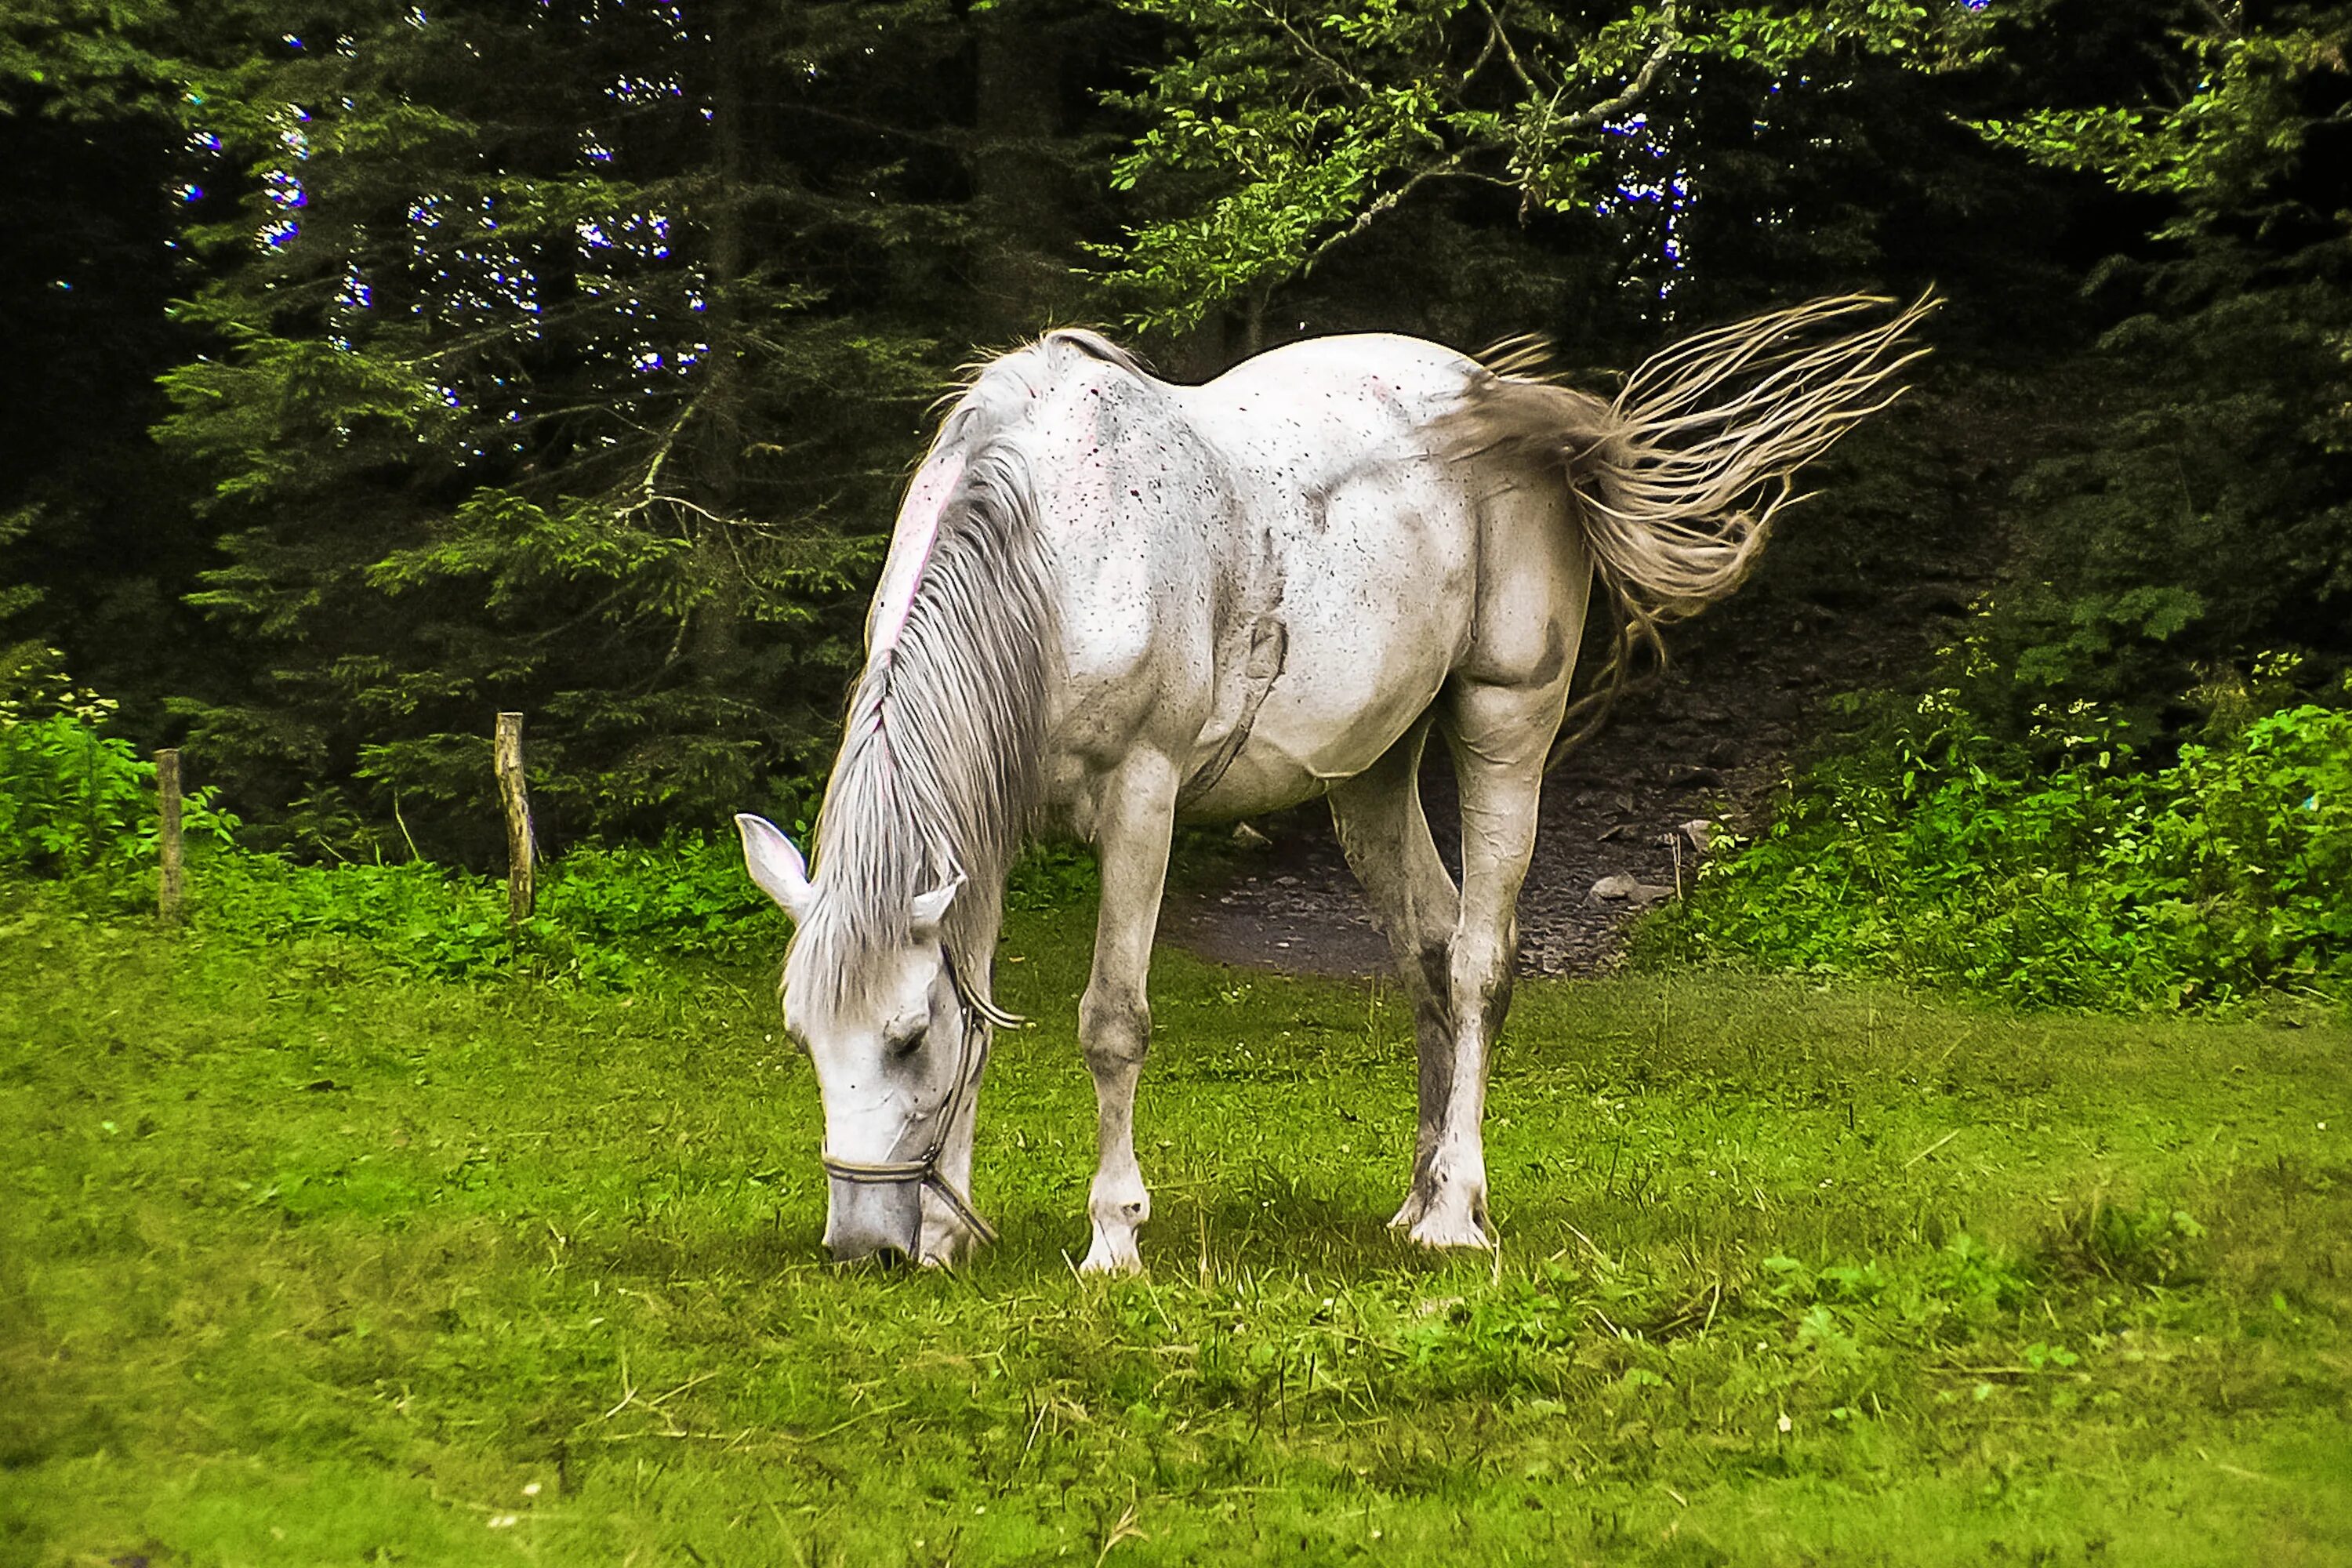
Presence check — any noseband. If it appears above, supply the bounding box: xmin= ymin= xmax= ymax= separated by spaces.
xmin=818 ymin=946 xmax=1007 ymax=1247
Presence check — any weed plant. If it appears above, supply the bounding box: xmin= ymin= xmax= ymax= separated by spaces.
xmin=0 ymin=670 xmax=237 ymax=876
xmin=2 ymin=693 xmax=1102 ymax=991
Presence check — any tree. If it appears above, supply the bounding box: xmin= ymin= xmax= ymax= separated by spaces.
xmin=150 ymin=0 xmax=972 ymax=858
xmin=1094 ymin=0 xmax=2005 ymax=339
xmin=0 ymin=2 xmax=249 ymax=728
xmin=1960 ymin=2 xmax=2352 ymax=735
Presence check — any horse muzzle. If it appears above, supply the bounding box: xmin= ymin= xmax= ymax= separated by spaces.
xmin=822 ymin=1169 xmax=926 ymax=1263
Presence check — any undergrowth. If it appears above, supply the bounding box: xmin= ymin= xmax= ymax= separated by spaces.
xmin=0 ymin=684 xmax=1098 ymax=986
xmin=1645 ymin=652 xmax=2352 ymax=1012
xmin=0 ymin=668 xmax=238 ymax=876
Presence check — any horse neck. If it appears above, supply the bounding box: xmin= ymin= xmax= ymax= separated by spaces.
xmin=808 ymin=438 xmax=1055 ymax=989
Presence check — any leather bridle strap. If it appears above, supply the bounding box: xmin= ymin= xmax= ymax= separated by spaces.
xmin=817 ymin=946 xmax=999 ymax=1248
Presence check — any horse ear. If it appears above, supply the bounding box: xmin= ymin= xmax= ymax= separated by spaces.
xmin=911 ymin=874 xmax=961 ymax=935
xmin=735 ymin=814 xmax=814 ymax=921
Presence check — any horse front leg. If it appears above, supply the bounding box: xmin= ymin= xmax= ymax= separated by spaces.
xmin=1078 ymin=750 xmax=1180 ymax=1276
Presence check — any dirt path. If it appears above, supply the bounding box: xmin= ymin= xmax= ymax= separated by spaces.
xmin=1156 ymin=384 xmax=2014 ymax=980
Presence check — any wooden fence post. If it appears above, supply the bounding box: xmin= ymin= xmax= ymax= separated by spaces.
xmin=156 ymin=748 xmax=184 ymax=924
xmin=495 ymin=712 xmax=535 ymax=935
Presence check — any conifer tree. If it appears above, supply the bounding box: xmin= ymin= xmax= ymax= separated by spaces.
xmin=153 ymin=0 xmax=971 ymax=856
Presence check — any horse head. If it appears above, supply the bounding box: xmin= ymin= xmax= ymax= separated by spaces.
xmin=735 ymin=812 xmax=1007 ymax=1265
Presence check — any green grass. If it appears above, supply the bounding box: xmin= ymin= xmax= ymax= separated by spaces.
xmin=2 ymin=884 xmax=2350 ymax=1566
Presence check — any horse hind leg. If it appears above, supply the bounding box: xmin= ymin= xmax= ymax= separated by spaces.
xmin=1077 ymin=749 xmax=1181 ymax=1276
xmin=1325 ymin=715 xmax=1463 ymax=1234
xmin=1408 ymin=675 xmax=1562 ymax=1249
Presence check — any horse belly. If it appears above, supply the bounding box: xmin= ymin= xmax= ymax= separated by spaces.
xmin=1177 ymin=489 xmax=1471 ymax=821
xmin=1176 ymin=659 xmax=1439 ymax=818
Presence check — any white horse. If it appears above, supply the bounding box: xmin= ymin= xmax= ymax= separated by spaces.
xmin=737 ymin=295 xmax=1929 ymax=1272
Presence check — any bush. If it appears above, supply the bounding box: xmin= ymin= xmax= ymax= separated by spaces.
xmin=1646 ymin=663 xmax=2352 ymax=1011
xmin=0 ymin=681 xmax=1098 ymax=988
xmin=186 ymin=837 xmax=792 ymax=986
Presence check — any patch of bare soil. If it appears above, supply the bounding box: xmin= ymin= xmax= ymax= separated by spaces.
xmin=1156 ymin=383 xmax=2020 ymax=980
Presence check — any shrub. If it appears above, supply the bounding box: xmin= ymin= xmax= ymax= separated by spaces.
xmin=0 ymin=679 xmax=1097 ymax=988
xmin=187 ymin=838 xmax=793 ymax=986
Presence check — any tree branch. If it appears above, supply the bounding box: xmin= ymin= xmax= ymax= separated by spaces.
xmin=1301 ymin=147 xmax=1477 ymax=273
xmin=1251 ymin=0 xmax=1368 ymax=93
xmin=636 ymin=395 xmax=702 ymax=505
xmin=1474 ymin=0 xmax=1539 ymax=95
xmin=1558 ymin=1 xmax=1682 ymax=136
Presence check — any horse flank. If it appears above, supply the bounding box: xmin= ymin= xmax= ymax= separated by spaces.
xmin=1439 ymin=291 xmax=1936 ymax=760
xmin=787 ymin=330 xmax=1145 ymax=1016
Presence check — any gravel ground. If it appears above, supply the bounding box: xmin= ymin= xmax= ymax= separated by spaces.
xmin=1153 ymin=644 xmax=1841 ymax=980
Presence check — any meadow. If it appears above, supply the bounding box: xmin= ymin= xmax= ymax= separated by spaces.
xmin=3 ymin=884 xmax=2349 ymax=1566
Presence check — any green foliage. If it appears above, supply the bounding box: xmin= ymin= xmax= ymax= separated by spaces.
xmin=187 ymin=836 xmax=790 ymax=988
xmin=1959 ymin=2 xmax=2352 ymax=724
xmin=0 ymin=0 xmax=205 ymax=116
xmin=1655 ymin=5 xmax=2352 ymax=1015
xmin=181 ymin=833 xmax=1099 ymax=988
xmin=0 ymin=688 xmax=1107 ymax=987
xmin=1971 ymin=9 xmax=2347 ymax=234
xmin=142 ymin=1 xmax=971 ymax=855
xmin=0 ymin=661 xmax=235 ymax=874
xmin=2043 ymin=1198 xmax=2208 ymax=1290
xmin=1098 ymin=0 xmax=1999 ymax=330
xmin=1004 ymin=837 xmax=1102 ymax=912
xmin=1647 ymin=662 xmax=2352 ymax=1010
xmin=1967 ymin=257 xmax=2352 ymax=735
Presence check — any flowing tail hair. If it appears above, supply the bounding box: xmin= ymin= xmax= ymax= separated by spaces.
xmin=1437 ymin=291 xmax=1937 ymax=765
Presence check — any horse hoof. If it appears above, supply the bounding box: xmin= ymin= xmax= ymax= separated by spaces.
xmin=1407 ymin=1214 xmax=1495 ymax=1251
xmin=1080 ymin=1232 xmax=1145 ymax=1276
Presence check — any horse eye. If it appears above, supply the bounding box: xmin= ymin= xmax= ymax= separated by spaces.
xmin=884 ymin=1025 xmax=926 ymax=1060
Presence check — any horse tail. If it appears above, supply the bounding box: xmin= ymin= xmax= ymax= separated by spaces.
xmin=1438 ymin=291 xmax=1936 ymax=764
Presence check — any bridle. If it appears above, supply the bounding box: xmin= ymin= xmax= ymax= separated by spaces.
xmin=817 ymin=945 xmax=1018 ymax=1248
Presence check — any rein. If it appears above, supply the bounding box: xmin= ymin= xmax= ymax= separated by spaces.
xmin=817 ymin=946 xmax=1001 ymax=1247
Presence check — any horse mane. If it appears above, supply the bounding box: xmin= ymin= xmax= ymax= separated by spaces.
xmin=786 ymin=329 xmax=1145 ymax=1016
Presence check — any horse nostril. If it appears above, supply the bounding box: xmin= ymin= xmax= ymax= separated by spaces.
xmin=830 ymin=1239 xmax=912 ymax=1266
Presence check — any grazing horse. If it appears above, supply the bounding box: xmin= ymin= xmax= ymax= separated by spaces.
xmin=737 ymin=295 xmax=1931 ymax=1272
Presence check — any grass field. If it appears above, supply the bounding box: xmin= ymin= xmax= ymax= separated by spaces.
xmin=3 ymin=884 xmax=2350 ymax=1566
